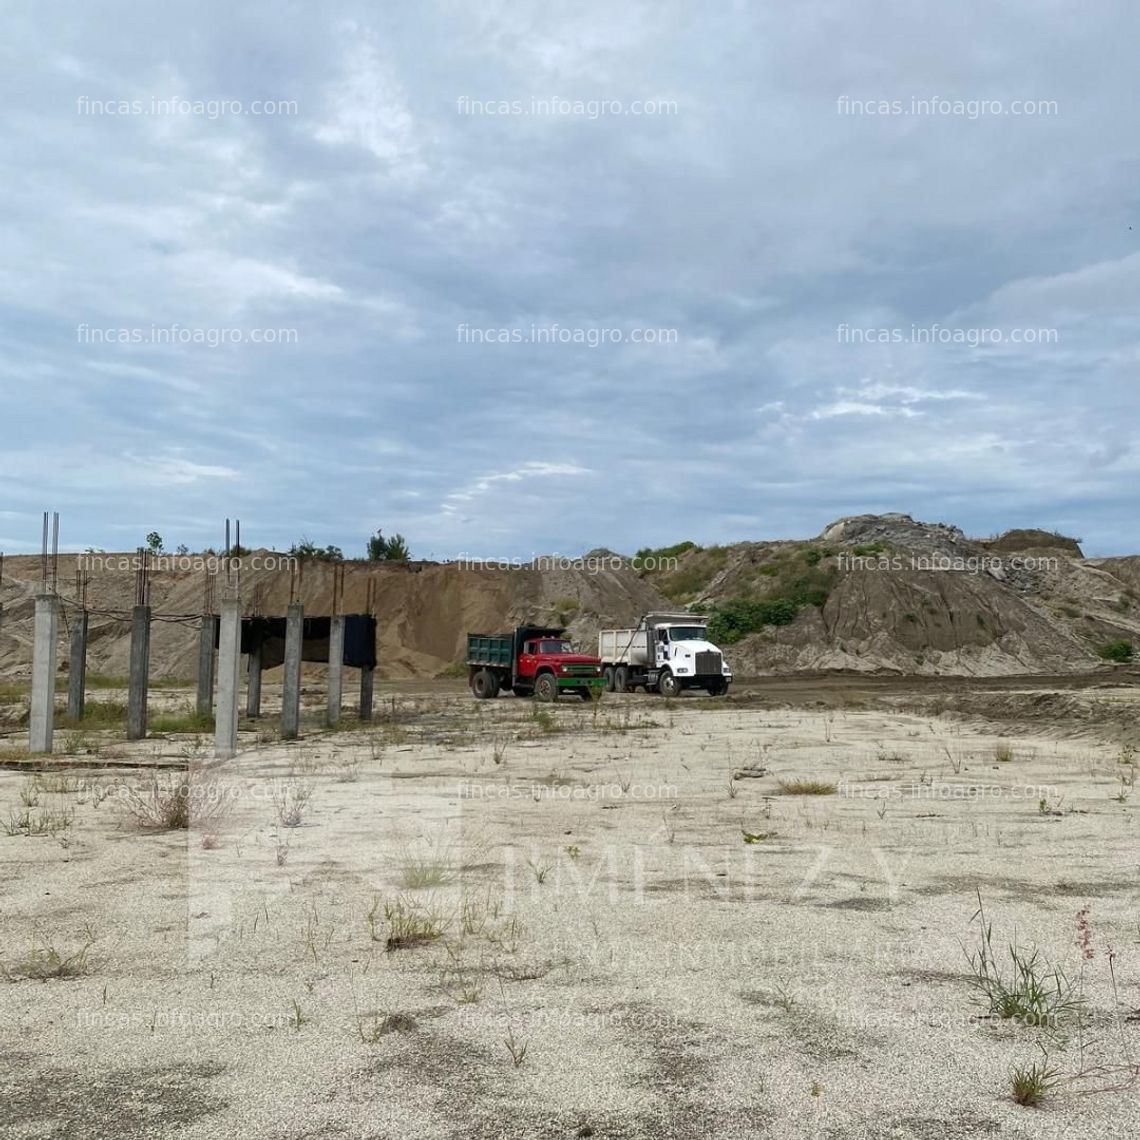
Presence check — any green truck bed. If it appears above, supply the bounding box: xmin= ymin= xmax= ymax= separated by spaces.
xmin=466 ymin=633 xmax=514 ymax=668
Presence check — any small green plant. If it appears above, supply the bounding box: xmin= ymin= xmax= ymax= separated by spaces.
xmin=288 ymin=999 xmax=307 ymax=1031
xmin=504 ymin=1026 xmax=528 ymax=1067
xmin=965 ymin=892 xmax=1082 ymax=1029
xmin=527 ymin=859 xmax=554 ymax=884
xmin=398 ymin=846 xmax=456 ymax=890
xmin=994 ymin=742 xmax=1015 ymax=763
xmin=530 ymin=708 xmax=559 ymax=734
xmin=1010 ymin=1047 xmax=1060 ymax=1107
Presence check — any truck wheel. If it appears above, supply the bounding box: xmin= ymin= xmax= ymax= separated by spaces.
xmin=603 ymin=666 xmax=615 ymax=692
xmin=614 ymin=665 xmax=630 ymax=693
xmin=534 ymin=673 xmax=558 ymax=702
xmin=659 ymin=670 xmax=682 ymax=698
xmin=472 ymin=669 xmax=497 ymax=699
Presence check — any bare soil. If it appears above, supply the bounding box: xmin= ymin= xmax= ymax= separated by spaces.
xmin=1 ymin=677 xmax=1138 ymax=1137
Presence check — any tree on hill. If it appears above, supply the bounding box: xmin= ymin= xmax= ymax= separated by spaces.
xmin=366 ymin=530 xmax=411 ymax=561
xmin=289 ymin=537 xmax=344 ymax=561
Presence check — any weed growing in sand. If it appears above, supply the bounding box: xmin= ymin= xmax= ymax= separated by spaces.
xmin=994 ymin=741 xmax=1015 ymax=763
xmin=399 ymin=845 xmax=456 ymax=890
xmin=491 ymin=734 xmax=509 ymax=765
xmin=273 ymin=779 xmax=313 ymax=828
xmin=727 ymin=774 xmax=739 ymax=799
xmin=777 ymin=779 xmax=837 ymax=796
xmin=441 ymin=967 xmax=483 ymax=1005
xmin=504 ymin=1026 xmax=528 ymax=1067
xmin=3 ymin=933 xmax=94 ymax=982
xmin=356 ymin=1011 xmax=417 ymax=1042
xmin=370 ymin=895 xmax=446 ymax=951
xmin=4 ymin=806 xmax=74 ymax=837
xmin=1010 ymin=1047 xmax=1060 ymax=1107
xmin=527 ymin=858 xmax=554 ymax=884
xmin=965 ymin=892 xmax=1082 ymax=1029
xmin=531 ymin=707 xmax=559 ymax=734
xmin=288 ymin=999 xmax=308 ymax=1031
xmin=120 ymin=774 xmax=227 ymax=831
xmin=18 ymin=779 xmax=41 ymax=807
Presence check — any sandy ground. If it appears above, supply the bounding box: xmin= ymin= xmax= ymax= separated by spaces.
xmin=0 ymin=679 xmax=1138 ymax=1139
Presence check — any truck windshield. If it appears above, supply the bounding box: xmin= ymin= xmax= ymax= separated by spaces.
xmin=665 ymin=626 xmax=707 ymax=642
xmin=537 ymin=640 xmax=575 ymax=654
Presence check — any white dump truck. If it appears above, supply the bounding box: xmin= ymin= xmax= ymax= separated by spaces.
xmin=598 ymin=612 xmax=732 ymax=697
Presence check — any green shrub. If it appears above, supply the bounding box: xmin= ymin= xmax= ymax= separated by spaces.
xmin=634 ymin=540 xmax=700 ymax=562
xmin=1098 ymin=640 xmax=1134 ymax=663
xmin=708 ymin=598 xmax=798 ymax=644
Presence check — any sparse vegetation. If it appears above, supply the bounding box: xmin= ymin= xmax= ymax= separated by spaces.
xmin=1010 ymin=1048 xmax=1060 ymax=1107
xmin=965 ymin=892 xmax=1082 ymax=1029
xmin=3 ymin=933 xmax=94 ymax=982
xmin=1098 ymin=640 xmax=1134 ymax=663
xmin=777 ymin=779 xmax=837 ymax=796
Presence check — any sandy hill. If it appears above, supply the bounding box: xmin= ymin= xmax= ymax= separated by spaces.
xmin=635 ymin=514 xmax=1140 ymax=676
xmin=1 ymin=514 xmax=1137 ymax=680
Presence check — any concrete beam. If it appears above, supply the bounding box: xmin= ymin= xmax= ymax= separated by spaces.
xmin=281 ymin=603 xmax=303 ymax=740
xmin=246 ymin=645 xmax=263 ymax=718
xmin=126 ymin=605 xmax=151 ymax=741
xmin=66 ymin=609 xmax=89 ymax=721
xmin=214 ymin=598 xmax=242 ymax=760
xmin=29 ymin=594 xmax=59 ymax=753
xmin=196 ymin=614 xmax=217 ymax=718
xmin=359 ymin=666 xmax=375 ymax=721
xmin=326 ymin=615 xmax=345 ymax=727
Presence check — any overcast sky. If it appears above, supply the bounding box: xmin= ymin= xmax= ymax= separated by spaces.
xmin=3 ymin=1 xmax=1138 ymax=558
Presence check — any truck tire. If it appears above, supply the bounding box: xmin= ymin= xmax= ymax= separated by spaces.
xmin=534 ymin=672 xmax=558 ymax=702
xmin=614 ymin=665 xmax=630 ymax=693
xmin=659 ymin=670 xmax=682 ymax=698
xmin=472 ymin=669 xmax=497 ymax=699
xmin=603 ymin=666 xmax=615 ymax=692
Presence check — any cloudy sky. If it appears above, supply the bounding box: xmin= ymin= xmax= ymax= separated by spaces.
xmin=3 ymin=0 xmax=1138 ymax=558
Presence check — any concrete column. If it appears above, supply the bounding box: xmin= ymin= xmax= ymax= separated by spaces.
xmin=66 ymin=609 xmax=89 ymax=721
xmin=214 ymin=598 xmax=242 ymax=760
xmin=246 ymin=645 xmax=263 ymax=718
xmin=196 ymin=615 xmax=217 ymax=718
xmin=281 ymin=604 xmax=303 ymax=740
xmin=126 ymin=605 xmax=151 ymax=741
xmin=326 ymin=615 xmax=345 ymax=727
xmin=359 ymin=666 xmax=375 ymax=721
xmin=29 ymin=594 xmax=59 ymax=753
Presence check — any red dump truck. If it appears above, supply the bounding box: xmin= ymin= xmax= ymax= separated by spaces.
xmin=466 ymin=625 xmax=606 ymax=701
